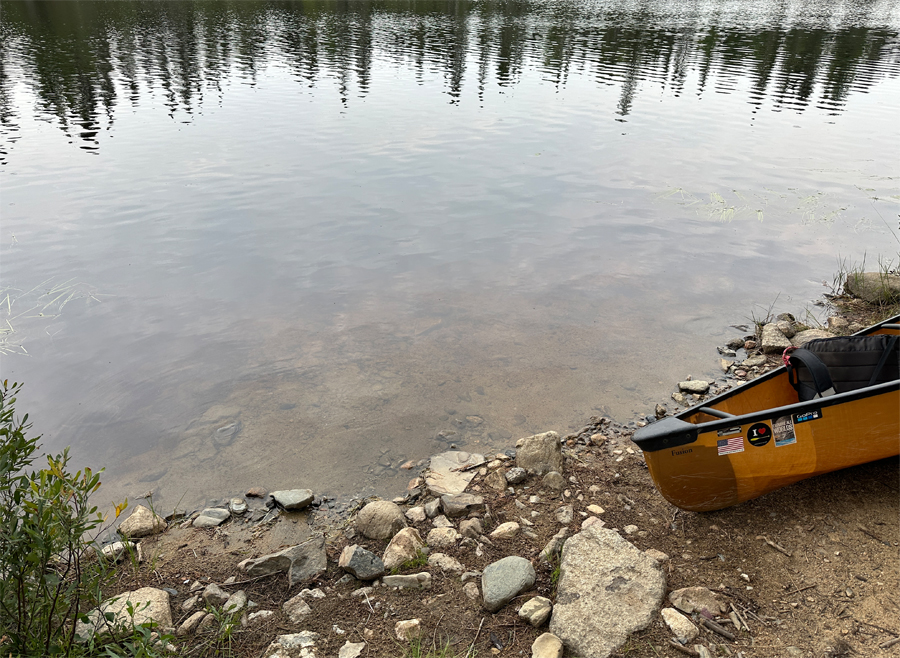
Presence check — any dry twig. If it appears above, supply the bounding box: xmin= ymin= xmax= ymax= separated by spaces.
xmin=756 ymin=534 xmax=792 ymax=557
xmin=668 ymin=640 xmax=700 ymax=656
xmin=702 ymin=618 xmax=736 ymax=641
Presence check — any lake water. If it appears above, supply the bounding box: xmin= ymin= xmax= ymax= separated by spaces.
xmin=1 ymin=0 xmax=898 ymax=512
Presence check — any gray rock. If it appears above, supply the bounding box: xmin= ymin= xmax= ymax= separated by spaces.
xmin=223 ymin=590 xmax=247 ymax=614
xmin=197 ymin=612 xmax=217 ymax=633
xmin=283 ymin=593 xmax=313 ymax=624
xmin=203 ymin=583 xmax=230 ymax=607
xmin=271 ymin=489 xmax=315 ymax=511
xmin=549 ymin=526 xmax=666 ymax=658
xmin=515 ymin=432 xmax=563 ymax=476
xmin=75 ymin=587 xmax=172 ymax=640
xmin=339 ymin=641 xmax=366 ymax=658
xmin=826 ymin=316 xmax=849 ymax=332
xmin=726 ymin=337 xmax=745 ymax=350
xmin=118 ymin=505 xmax=167 ymax=538
xmin=441 ymin=493 xmax=484 ymax=517
xmin=542 ymin=471 xmax=566 ymax=491
xmin=792 ymin=328 xmax=836 ymax=347
xmin=678 ymin=380 xmax=709 ymax=394
xmin=540 ymin=528 xmax=570 ymax=562
xmin=482 ymin=556 xmax=536 ymax=612
xmin=669 ymin=586 xmax=726 ymax=616
xmin=181 ymin=595 xmax=199 ymax=612
xmin=719 ymin=358 xmax=733 ymax=373
xmin=519 ymin=596 xmax=552 ymax=627
xmin=459 ymin=518 xmax=483 ymax=539
xmin=262 ymin=631 xmax=319 ymax=658
xmin=100 ymin=541 xmax=138 ymax=563
xmin=176 ymin=610 xmax=207 ymax=636
xmin=761 ymin=323 xmax=793 ymax=354
xmin=382 ymin=527 xmax=426 ymax=571
xmin=193 ymin=508 xmax=231 ymax=528
xmin=338 ymin=545 xmax=385 ymax=580
xmin=775 ymin=320 xmax=796 ymax=338
xmin=671 ymin=392 xmax=686 ymax=405
xmin=246 ymin=610 xmax=275 ymax=626
xmin=531 ymin=633 xmax=563 ymax=658
xmin=463 ymin=581 xmax=480 ymax=600
xmin=554 ymin=506 xmax=573 ymax=525
xmin=394 ymin=619 xmax=421 ymax=642
xmin=357 ymin=501 xmax=407 ymax=540
xmin=741 ymin=355 xmax=767 ymax=368
xmin=505 ymin=467 xmax=527 ymax=484
xmin=661 ymin=607 xmax=698 ymax=644
xmin=238 ymin=534 xmax=327 ymax=586
xmin=382 ymin=573 xmax=432 ymax=589
xmin=229 ymin=498 xmax=248 ymax=514
xmin=425 ymin=451 xmax=485 ymax=496
xmin=717 ymin=346 xmax=737 ymax=357
xmin=845 ymin=271 xmax=900 ymax=303
xmin=424 ymin=498 xmax=442 ymax=518
xmin=432 ymin=514 xmax=454 ymax=527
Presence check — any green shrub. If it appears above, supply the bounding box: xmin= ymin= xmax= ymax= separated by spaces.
xmin=0 ymin=380 xmax=111 ymax=656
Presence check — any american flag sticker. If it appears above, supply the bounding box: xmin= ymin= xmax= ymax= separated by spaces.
xmin=717 ymin=436 xmax=744 ymax=455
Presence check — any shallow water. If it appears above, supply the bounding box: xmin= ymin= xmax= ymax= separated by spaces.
xmin=1 ymin=0 xmax=898 ymax=511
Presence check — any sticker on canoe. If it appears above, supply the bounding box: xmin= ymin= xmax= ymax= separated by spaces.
xmin=717 ymin=426 xmax=742 ymax=437
xmin=773 ymin=415 xmax=796 ymax=447
xmin=717 ymin=436 xmax=744 ymax=455
xmin=747 ymin=422 xmax=771 ymax=447
xmin=793 ymin=408 xmax=822 ymax=424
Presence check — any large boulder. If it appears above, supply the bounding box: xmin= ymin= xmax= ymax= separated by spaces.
xmin=118 ymin=505 xmax=167 ymax=538
xmin=238 ymin=534 xmax=326 ymax=586
xmin=845 ymin=271 xmax=900 ymax=303
xmin=75 ymin=587 xmax=172 ymax=640
xmin=482 ymin=556 xmax=536 ymax=612
xmin=549 ymin=526 xmax=666 ymax=658
xmin=383 ymin=527 xmax=426 ymax=570
xmin=425 ymin=451 xmax=485 ymax=496
xmin=356 ymin=501 xmax=407 ymax=540
xmin=515 ymin=432 xmax=563 ymax=475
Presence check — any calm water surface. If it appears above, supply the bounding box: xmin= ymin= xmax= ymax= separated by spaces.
xmin=1 ymin=0 xmax=898 ymax=511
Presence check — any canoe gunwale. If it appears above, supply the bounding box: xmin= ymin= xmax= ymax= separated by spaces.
xmin=633 ymin=379 xmax=899 ymax=453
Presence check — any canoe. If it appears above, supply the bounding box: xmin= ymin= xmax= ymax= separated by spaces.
xmin=632 ymin=314 xmax=900 ymax=512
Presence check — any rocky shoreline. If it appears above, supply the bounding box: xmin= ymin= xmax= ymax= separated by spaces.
xmin=85 ymin=293 xmax=899 ymax=658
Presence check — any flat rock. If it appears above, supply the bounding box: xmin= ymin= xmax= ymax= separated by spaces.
xmin=428 ymin=552 xmax=465 ymax=575
xmin=482 ymin=555 xmax=536 ymax=612
xmin=338 ymin=545 xmax=385 ymax=580
xmin=118 ymin=505 xmax=167 ymax=538
xmin=356 ymin=500 xmax=407 ymax=540
xmin=193 ymin=507 xmax=231 ymax=528
xmin=515 ymin=431 xmax=563 ymax=475
xmin=283 ymin=593 xmax=313 ymax=624
xmin=427 ymin=527 xmax=461 ymax=547
xmin=338 ymin=641 xmax=366 ymax=658
xmin=661 ymin=607 xmax=699 ymax=644
xmin=459 ymin=518 xmax=483 ymax=539
xmin=484 ymin=469 xmax=508 ymax=491
xmin=405 ymin=506 xmax=427 ymax=523
xmin=669 ymin=586 xmax=726 ymax=616
xmin=678 ymin=380 xmax=709 ymax=394
xmin=490 ymin=521 xmax=520 ymax=540
xmin=176 ymin=610 xmax=207 ymax=636
xmin=246 ymin=487 xmax=267 ymax=498
xmin=761 ymin=323 xmax=793 ymax=354
xmin=425 ymin=451 xmax=485 ymax=496
xmin=519 ymin=596 xmax=552 ymax=627
xmin=395 ymin=619 xmax=421 ymax=641
xmin=549 ymin=526 xmax=666 ymax=658
xmin=75 ymin=587 xmax=172 ymax=640
xmin=383 ymin=527 xmax=426 ymax=570
xmin=441 ymin=493 xmax=484 ymax=517
xmin=532 ymin=633 xmax=563 ymax=658
xmin=382 ymin=573 xmax=432 ymax=589
xmin=432 ymin=514 xmax=454 ymax=527
xmin=845 ymin=271 xmax=900 ymax=303
xmin=246 ymin=610 xmax=275 ymax=626
xmin=792 ymin=328 xmax=836 ymax=347
xmin=263 ymin=631 xmax=319 ymax=658
xmin=238 ymin=534 xmax=326 ymax=586
xmin=272 ymin=489 xmax=315 ymax=511
xmin=741 ymin=355 xmax=767 ymax=367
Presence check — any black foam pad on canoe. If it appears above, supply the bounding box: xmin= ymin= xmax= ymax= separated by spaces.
xmin=797 ymin=334 xmax=899 ymax=395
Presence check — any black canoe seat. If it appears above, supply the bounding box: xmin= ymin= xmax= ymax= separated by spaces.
xmin=787 ymin=335 xmax=900 ymax=402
